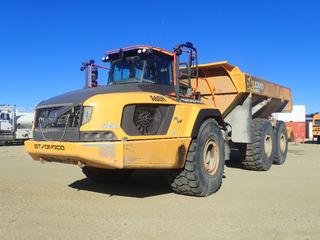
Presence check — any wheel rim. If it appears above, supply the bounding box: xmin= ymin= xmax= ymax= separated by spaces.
xmin=279 ymin=133 xmax=286 ymax=153
xmin=264 ymin=134 xmax=272 ymax=157
xmin=203 ymin=138 xmax=220 ymax=175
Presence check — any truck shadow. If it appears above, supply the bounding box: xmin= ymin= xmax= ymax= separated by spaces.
xmin=68 ymin=170 xmax=173 ymax=198
xmin=303 ymin=140 xmax=319 ymax=144
xmin=0 ymin=142 xmax=25 ymax=147
xmin=225 ymin=149 xmax=245 ymax=169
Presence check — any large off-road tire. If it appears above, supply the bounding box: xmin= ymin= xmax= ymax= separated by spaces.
xmin=241 ymin=118 xmax=275 ymax=171
xmin=273 ymin=121 xmax=288 ymax=165
xmin=82 ymin=166 xmax=132 ymax=183
xmin=170 ymin=119 xmax=225 ymax=197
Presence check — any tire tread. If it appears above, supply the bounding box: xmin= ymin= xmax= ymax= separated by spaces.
xmin=241 ymin=118 xmax=274 ymax=171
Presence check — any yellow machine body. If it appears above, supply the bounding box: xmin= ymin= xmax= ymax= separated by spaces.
xmin=25 ymin=60 xmax=292 ymax=169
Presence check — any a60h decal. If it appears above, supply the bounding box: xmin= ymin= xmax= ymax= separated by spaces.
xmin=150 ymin=95 xmax=167 ymax=102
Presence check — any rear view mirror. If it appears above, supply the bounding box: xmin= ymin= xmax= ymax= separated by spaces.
xmin=91 ymin=66 xmax=98 ymax=87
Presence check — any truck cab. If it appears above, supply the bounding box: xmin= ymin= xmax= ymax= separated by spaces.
xmin=0 ymin=110 xmax=12 ymax=132
xmin=26 ymin=43 xmax=215 ymax=168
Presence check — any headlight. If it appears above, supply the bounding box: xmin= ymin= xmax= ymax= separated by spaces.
xmin=82 ymin=106 xmax=93 ymax=125
xmin=80 ymin=131 xmax=117 ymax=141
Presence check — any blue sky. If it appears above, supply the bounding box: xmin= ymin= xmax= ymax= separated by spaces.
xmin=0 ymin=0 xmax=319 ymax=113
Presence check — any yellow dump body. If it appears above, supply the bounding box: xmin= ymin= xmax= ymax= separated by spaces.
xmin=185 ymin=61 xmax=292 ymax=118
xmin=313 ymin=114 xmax=320 ymax=137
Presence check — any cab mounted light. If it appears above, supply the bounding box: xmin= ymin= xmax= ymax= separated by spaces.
xmin=102 ymin=55 xmax=109 ymax=62
xmin=137 ymin=48 xmax=147 ymax=54
xmin=82 ymin=106 xmax=93 ymax=125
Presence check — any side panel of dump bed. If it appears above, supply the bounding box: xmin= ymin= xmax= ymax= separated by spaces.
xmin=194 ymin=61 xmax=292 ymax=143
xmin=244 ymin=74 xmax=292 ymax=116
xmin=195 ymin=61 xmax=292 ymax=116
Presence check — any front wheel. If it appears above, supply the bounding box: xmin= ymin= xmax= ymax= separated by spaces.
xmin=170 ymin=119 xmax=225 ymax=197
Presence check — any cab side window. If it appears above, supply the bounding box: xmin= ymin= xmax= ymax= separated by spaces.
xmin=156 ymin=56 xmax=173 ymax=85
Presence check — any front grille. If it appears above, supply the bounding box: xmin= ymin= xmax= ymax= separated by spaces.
xmin=33 ymin=105 xmax=81 ymax=142
xmin=36 ymin=105 xmax=81 ymax=129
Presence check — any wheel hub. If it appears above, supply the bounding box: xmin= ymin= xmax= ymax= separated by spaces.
xmin=203 ymin=139 xmax=220 ymax=175
xmin=279 ymin=133 xmax=286 ymax=153
xmin=264 ymin=134 xmax=272 ymax=157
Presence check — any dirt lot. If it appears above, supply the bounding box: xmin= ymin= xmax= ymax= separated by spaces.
xmin=0 ymin=143 xmax=319 ymax=240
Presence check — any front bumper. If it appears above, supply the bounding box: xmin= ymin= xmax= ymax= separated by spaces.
xmin=25 ymin=138 xmax=191 ymax=169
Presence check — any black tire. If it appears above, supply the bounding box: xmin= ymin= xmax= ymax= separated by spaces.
xmin=273 ymin=121 xmax=288 ymax=165
xmin=317 ymin=137 xmax=320 ymax=144
xmin=241 ymin=118 xmax=275 ymax=171
xmin=170 ymin=119 xmax=225 ymax=197
xmin=82 ymin=166 xmax=132 ymax=183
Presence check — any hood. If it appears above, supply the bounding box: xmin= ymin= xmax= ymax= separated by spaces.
xmin=37 ymin=83 xmax=174 ymax=107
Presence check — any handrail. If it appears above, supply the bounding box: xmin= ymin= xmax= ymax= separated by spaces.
xmin=196 ymin=77 xmax=215 ymax=103
xmin=90 ymin=64 xmax=110 ymax=88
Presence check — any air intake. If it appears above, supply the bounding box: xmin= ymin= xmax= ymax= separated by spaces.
xmin=121 ymin=104 xmax=175 ymax=136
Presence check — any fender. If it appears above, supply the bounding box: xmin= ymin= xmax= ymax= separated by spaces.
xmin=191 ymin=109 xmax=225 ymax=138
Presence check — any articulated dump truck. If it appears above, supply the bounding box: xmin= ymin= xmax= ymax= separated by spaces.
xmin=25 ymin=42 xmax=292 ymax=196
xmin=313 ymin=114 xmax=320 ymax=143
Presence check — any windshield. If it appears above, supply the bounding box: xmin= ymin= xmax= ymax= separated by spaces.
xmin=314 ymin=120 xmax=320 ymax=125
xmin=108 ymin=56 xmax=155 ymax=84
xmin=108 ymin=53 xmax=173 ymax=85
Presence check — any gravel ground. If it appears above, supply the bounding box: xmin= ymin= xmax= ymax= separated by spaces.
xmin=0 ymin=143 xmax=319 ymax=240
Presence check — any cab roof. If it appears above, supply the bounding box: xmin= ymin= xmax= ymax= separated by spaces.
xmin=105 ymin=45 xmax=174 ymax=57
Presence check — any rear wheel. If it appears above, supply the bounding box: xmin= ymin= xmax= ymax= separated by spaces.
xmin=317 ymin=137 xmax=320 ymax=144
xmin=273 ymin=121 xmax=288 ymax=165
xmin=170 ymin=119 xmax=225 ymax=196
xmin=241 ymin=118 xmax=275 ymax=171
xmin=82 ymin=166 xmax=133 ymax=183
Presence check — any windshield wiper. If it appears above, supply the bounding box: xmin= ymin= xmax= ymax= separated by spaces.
xmin=141 ymin=79 xmax=155 ymax=83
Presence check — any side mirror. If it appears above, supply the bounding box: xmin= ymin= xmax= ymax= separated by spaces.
xmin=81 ymin=60 xmax=95 ymax=89
xmin=185 ymin=42 xmax=194 ymax=49
xmin=91 ymin=66 xmax=98 ymax=87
